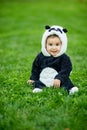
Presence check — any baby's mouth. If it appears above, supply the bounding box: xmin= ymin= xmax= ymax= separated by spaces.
xmin=51 ymin=51 xmax=57 ymax=53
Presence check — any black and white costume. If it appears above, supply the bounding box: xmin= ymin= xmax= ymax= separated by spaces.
xmin=29 ymin=25 xmax=78 ymax=93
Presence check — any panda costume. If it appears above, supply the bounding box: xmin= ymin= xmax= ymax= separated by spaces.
xmin=29 ymin=25 xmax=78 ymax=94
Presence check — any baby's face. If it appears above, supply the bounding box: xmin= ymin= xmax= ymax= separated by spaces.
xmin=46 ymin=36 xmax=62 ymax=57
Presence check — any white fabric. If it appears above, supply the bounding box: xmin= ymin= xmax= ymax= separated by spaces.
xmin=41 ymin=25 xmax=67 ymax=57
xmin=40 ymin=67 xmax=58 ymax=87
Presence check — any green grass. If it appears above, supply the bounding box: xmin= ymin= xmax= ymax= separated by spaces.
xmin=0 ymin=0 xmax=87 ymax=130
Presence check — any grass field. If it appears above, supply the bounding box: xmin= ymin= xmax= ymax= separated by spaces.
xmin=0 ymin=0 xmax=87 ymax=130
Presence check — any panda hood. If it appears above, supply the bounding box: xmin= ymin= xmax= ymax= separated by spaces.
xmin=41 ymin=25 xmax=68 ymax=57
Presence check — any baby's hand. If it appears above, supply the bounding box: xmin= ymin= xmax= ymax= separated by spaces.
xmin=27 ymin=80 xmax=35 ymax=84
xmin=53 ymin=79 xmax=61 ymax=88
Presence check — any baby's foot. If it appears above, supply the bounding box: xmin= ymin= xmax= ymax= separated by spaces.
xmin=69 ymin=87 xmax=78 ymax=95
xmin=33 ymin=88 xmax=42 ymax=93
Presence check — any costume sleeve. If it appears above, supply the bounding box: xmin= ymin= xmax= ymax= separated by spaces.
xmin=55 ymin=55 xmax=72 ymax=83
xmin=30 ymin=54 xmax=41 ymax=81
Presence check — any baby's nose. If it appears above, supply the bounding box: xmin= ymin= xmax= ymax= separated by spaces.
xmin=53 ymin=46 xmax=56 ymax=49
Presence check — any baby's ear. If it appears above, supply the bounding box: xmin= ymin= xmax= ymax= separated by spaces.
xmin=45 ymin=25 xmax=50 ymax=29
xmin=63 ymin=28 xmax=68 ymax=33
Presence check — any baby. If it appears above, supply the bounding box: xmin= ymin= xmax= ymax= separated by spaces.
xmin=27 ymin=25 xmax=78 ymax=94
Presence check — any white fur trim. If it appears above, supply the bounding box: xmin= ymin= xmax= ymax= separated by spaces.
xmin=41 ymin=25 xmax=67 ymax=57
xmin=40 ymin=67 xmax=58 ymax=87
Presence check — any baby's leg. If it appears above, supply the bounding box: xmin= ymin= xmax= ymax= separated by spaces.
xmin=33 ymin=80 xmax=45 ymax=89
xmin=32 ymin=80 xmax=45 ymax=93
xmin=62 ymin=78 xmax=78 ymax=94
xmin=61 ymin=78 xmax=74 ymax=93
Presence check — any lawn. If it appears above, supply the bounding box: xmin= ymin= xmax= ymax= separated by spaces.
xmin=0 ymin=0 xmax=87 ymax=130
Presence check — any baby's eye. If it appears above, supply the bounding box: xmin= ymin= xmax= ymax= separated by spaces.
xmin=56 ymin=43 xmax=59 ymax=46
xmin=49 ymin=43 xmax=52 ymax=46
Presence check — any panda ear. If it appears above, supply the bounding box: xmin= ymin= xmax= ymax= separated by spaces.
xmin=63 ymin=28 xmax=68 ymax=33
xmin=45 ymin=25 xmax=50 ymax=29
